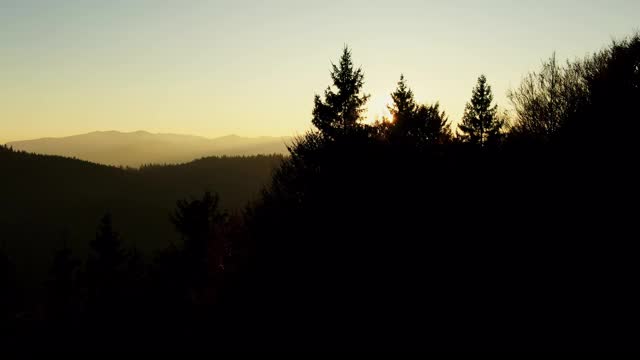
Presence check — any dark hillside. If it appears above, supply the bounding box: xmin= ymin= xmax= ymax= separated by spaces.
xmin=0 ymin=147 xmax=282 ymax=284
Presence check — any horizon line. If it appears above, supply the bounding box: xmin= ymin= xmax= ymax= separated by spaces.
xmin=4 ymin=130 xmax=296 ymax=144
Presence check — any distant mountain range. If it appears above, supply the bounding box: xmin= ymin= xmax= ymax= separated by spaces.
xmin=6 ymin=131 xmax=292 ymax=167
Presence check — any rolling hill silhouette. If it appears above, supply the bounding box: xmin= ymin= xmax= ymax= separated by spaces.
xmin=6 ymin=131 xmax=292 ymax=167
xmin=0 ymin=146 xmax=282 ymax=285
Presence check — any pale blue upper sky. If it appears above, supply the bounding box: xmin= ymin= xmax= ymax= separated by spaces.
xmin=1 ymin=0 xmax=638 ymax=142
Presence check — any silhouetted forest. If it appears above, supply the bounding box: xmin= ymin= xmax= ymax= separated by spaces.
xmin=2 ymin=33 xmax=639 ymax=351
xmin=0 ymin=151 xmax=281 ymax=284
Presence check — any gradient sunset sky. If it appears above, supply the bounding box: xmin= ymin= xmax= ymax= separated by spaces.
xmin=1 ymin=0 xmax=638 ymax=143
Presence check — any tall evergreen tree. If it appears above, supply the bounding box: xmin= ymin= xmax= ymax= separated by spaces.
xmin=86 ymin=213 xmax=126 ymax=311
xmin=388 ymin=74 xmax=417 ymax=135
xmin=171 ymin=192 xmax=228 ymax=288
xmin=458 ymin=75 xmax=503 ymax=146
xmin=312 ymin=46 xmax=370 ymax=139
xmin=388 ymin=75 xmax=451 ymax=145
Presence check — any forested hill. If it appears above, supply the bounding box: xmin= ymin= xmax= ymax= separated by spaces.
xmin=0 ymin=146 xmax=282 ymax=281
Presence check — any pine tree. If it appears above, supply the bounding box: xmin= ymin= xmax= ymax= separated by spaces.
xmin=312 ymin=46 xmax=370 ymax=139
xmin=86 ymin=213 xmax=126 ymax=311
xmin=388 ymin=75 xmax=451 ymax=145
xmin=171 ymin=192 xmax=227 ymax=288
xmin=388 ymin=74 xmax=417 ymax=135
xmin=458 ymin=75 xmax=503 ymax=146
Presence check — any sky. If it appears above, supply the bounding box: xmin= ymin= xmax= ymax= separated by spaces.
xmin=1 ymin=0 xmax=638 ymax=143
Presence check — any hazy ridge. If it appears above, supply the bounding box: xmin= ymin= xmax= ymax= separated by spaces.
xmin=6 ymin=131 xmax=292 ymax=167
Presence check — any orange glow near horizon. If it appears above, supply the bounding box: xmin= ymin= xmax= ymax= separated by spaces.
xmin=365 ymin=93 xmax=393 ymax=124
xmin=2 ymin=1 xmax=638 ymax=143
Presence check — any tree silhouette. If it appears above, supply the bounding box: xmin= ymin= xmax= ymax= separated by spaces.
xmin=508 ymin=53 xmax=588 ymax=143
xmin=414 ymin=102 xmax=452 ymax=145
xmin=388 ymin=74 xmax=418 ymax=136
xmin=572 ymin=33 xmax=640 ymax=148
xmin=85 ymin=213 xmax=127 ymax=314
xmin=388 ymin=75 xmax=451 ymax=145
xmin=171 ymin=191 xmax=228 ymax=300
xmin=312 ymin=46 xmax=370 ymax=139
xmin=458 ymin=75 xmax=503 ymax=146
